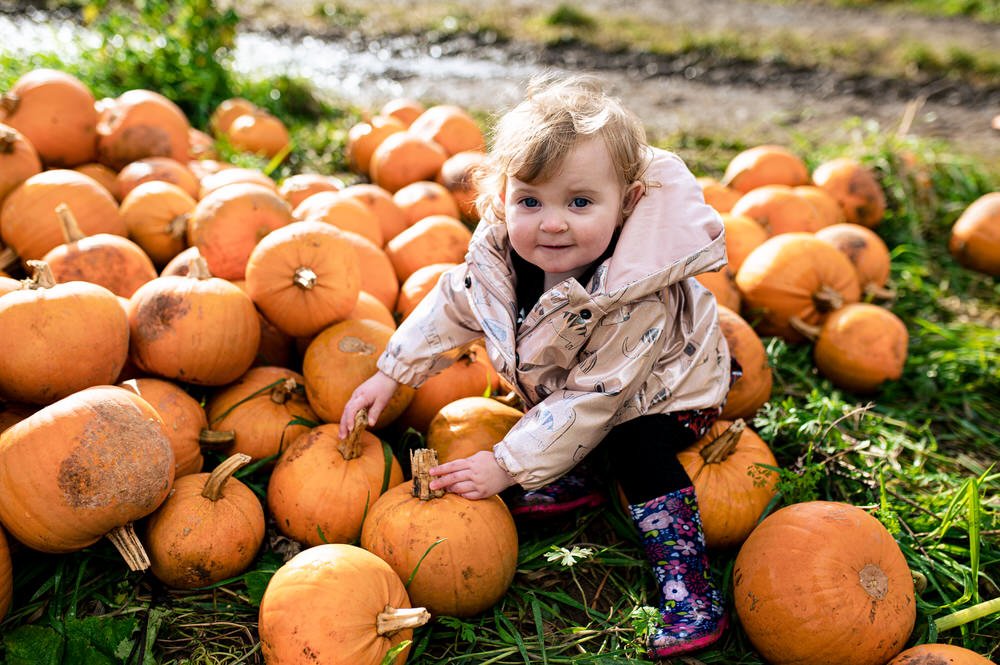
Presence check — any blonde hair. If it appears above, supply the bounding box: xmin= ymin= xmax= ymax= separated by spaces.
xmin=476 ymin=73 xmax=648 ymax=222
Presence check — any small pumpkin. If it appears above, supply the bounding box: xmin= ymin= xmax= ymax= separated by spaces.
xmin=697 ymin=176 xmax=742 ymax=214
xmin=815 ymin=222 xmax=894 ymax=299
xmin=292 ymin=190 xmax=384 ymax=248
xmin=338 ymin=229 xmax=400 ymax=312
xmin=225 ymin=110 xmax=290 ymax=158
xmin=380 ymin=97 xmax=426 ymax=127
xmin=117 ymin=377 xmax=205 ymax=478
xmin=437 ymin=150 xmax=485 ymax=224
xmin=948 ymin=191 xmax=1000 ymax=277
xmin=369 ymin=130 xmax=448 ymax=194
xmin=721 ymin=145 xmax=810 ymax=193
xmin=0 ymin=123 xmax=42 ymax=204
xmin=393 ymin=180 xmax=461 ymax=227
xmin=115 ymin=156 xmax=200 ymax=200
xmin=209 ymin=97 xmax=258 ymax=136
xmin=97 ymin=89 xmax=191 ymax=170
xmin=718 ymin=305 xmax=772 ymax=420
xmin=730 ymin=184 xmax=826 ymax=235
xmin=349 ymin=291 xmax=397 ymax=329
xmin=811 ymin=157 xmax=886 ymax=228
xmin=425 ymin=396 xmax=523 ymax=464
xmin=198 ymin=167 xmax=276 ymax=198
xmin=278 ymin=173 xmax=345 ymax=210
xmin=74 ymin=162 xmax=121 ymax=200
xmin=885 ymin=644 xmax=995 ymax=665
xmin=695 ymin=268 xmax=741 ymax=311
xmin=408 ymin=104 xmax=485 ymax=156
xmin=396 ymin=262 xmax=458 ymax=321
xmin=118 ymin=180 xmax=196 ymax=268
xmin=384 ymin=214 xmax=472 ymax=283
xmin=346 ymin=114 xmax=406 ymax=177
xmin=338 ymin=183 xmax=409 ymax=245
xmin=721 ymin=212 xmax=769 ymax=274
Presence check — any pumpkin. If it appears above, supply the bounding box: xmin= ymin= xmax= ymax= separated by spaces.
xmin=338 ymin=183 xmax=409 ymax=245
xmin=791 ymin=303 xmax=908 ymax=393
xmin=396 ymin=262 xmax=457 ymax=321
xmin=187 ymin=127 xmax=217 ymax=160
xmin=116 ymin=156 xmax=200 ymax=200
xmin=278 ymin=173 xmax=345 ymax=210
xmin=0 ymin=168 xmax=126 ymax=262
xmin=721 ymin=145 xmax=810 ymax=193
xmin=159 ymin=245 xmax=201 ymax=277
xmin=695 ymin=269 xmax=741 ymax=311
xmin=245 ymin=220 xmax=362 ymax=338
xmin=385 ymin=214 xmax=472 ymax=283
xmin=393 ymin=180 xmax=461 ymax=228
xmin=0 ymin=526 xmax=11 ymax=619
xmin=0 ymin=123 xmax=42 ymax=204
xmin=292 ymin=190 xmax=383 ymax=248
xmin=369 ymin=130 xmax=448 ymax=194
xmin=42 ymin=204 xmax=158 ymax=298
xmin=885 ymin=644 xmax=995 ymax=665
xmin=338 ymin=229 xmax=401 ymax=311
xmin=206 ymin=366 xmax=318 ymax=462
xmin=361 ymin=449 xmax=519 ymax=617
xmin=733 ymin=501 xmax=916 ymax=665
xmin=697 ymin=176 xmax=743 ymax=214
xmin=198 ymin=167 xmax=277 ymax=198
xmin=209 ymin=97 xmax=258 ymax=136
xmin=303 ymin=318 xmax=414 ymax=427
xmin=437 ymin=150 xmax=485 ymax=224
xmin=408 ymin=104 xmax=485 ymax=156
xmin=812 ymin=157 xmax=886 ymax=228
xmin=268 ymin=409 xmax=404 ymax=546
xmin=734 ymin=233 xmax=861 ymax=342
xmin=74 ymin=162 xmax=121 ymax=200
xmin=0 ymin=68 xmax=98 ymax=167
xmin=425 ymin=396 xmax=523 ymax=464
xmin=0 ymin=401 xmax=34 ymax=432
xmin=948 ymin=191 xmax=1000 ymax=276
xmin=349 ymin=291 xmax=397 ymax=329
xmin=187 ymin=182 xmax=293 ymax=280
xmin=0 ymin=261 xmax=129 ymax=404
xmin=793 ymin=185 xmax=846 ymax=228
xmin=380 ymin=97 xmax=426 ymax=127
xmin=815 ymin=223 xmax=894 ymax=299
xmin=730 ymin=184 xmax=827 ymax=235
xmin=676 ymin=419 xmax=778 ymax=549
xmin=721 ymin=212 xmax=769 ymax=274
xmin=117 ymin=377 xmax=205 ymax=478
xmin=119 ymin=180 xmax=196 ymax=268
xmin=144 ymin=453 xmax=265 ymax=588
xmin=0 ymin=385 xmax=174 ymax=570
xmin=96 ymin=89 xmax=191 ymax=170
xmin=127 ymin=255 xmax=260 ymax=385
xmin=226 ymin=110 xmax=290 ymax=158
xmin=258 ymin=543 xmax=430 ymax=665
xmin=718 ymin=305 xmax=772 ymax=419
xmin=346 ymin=114 xmax=406 ymax=176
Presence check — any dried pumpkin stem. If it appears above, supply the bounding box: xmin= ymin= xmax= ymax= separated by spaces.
xmin=0 ymin=94 xmax=17 ymax=116
xmin=0 ymin=128 xmax=17 ymax=153
xmin=202 ymin=453 xmax=252 ymax=501
xmin=168 ymin=213 xmax=190 ymax=239
xmin=106 ymin=523 xmax=151 ymax=572
xmin=198 ymin=428 xmax=237 ymax=450
xmin=188 ymin=255 xmax=213 ymax=280
xmin=812 ymin=284 xmax=844 ymax=313
xmin=0 ymin=247 xmax=18 ymax=272
xmin=410 ymin=449 xmax=444 ymax=501
xmin=24 ymin=260 xmax=56 ymax=289
xmin=376 ymin=606 xmax=431 ymax=636
xmin=863 ymin=282 xmax=896 ymax=301
xmin=788 ymin=316 xmax=821 ymax=342
xmin=338 ymin=408 xmax=368 ymax=461
xmin=270 ymin=378 xmax=299 ymax=404
xmin=700 ymin=419 xmax=746 ymax=464
xmin=55 ymin=203 xmax=87 ymax=243
xmin=292 ymin=266 xmax=317 ymax=290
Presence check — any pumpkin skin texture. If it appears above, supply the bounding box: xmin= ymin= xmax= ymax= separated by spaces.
xmin=96 ymin=89 xmax=191 ymax=171
xmin=117 ymin=377 xmax=205 ymax=478
xmin=144 ymin=453 xmax=265 ymax=589
xmin=0 ymin=123 xmax=42 ymax=204
xmin=695 ymin=269 xmax=741 ymax=312
xmin=733 ymin=501 xmax=916 ymax=665
xmin=718 ymin=305 xmax=772 ymax=419
xmin=369 ymin=130 xmax=448 ymax=194
xmin=812 ymin=157 xmax=886 ymax=228
xmin=407 ymin=104 xmax=485 ymax=157
xmin=118 ymin=180 xmax=197 ymax=268
xmin=721 ymin=213 xmax=769 ymax=274
xmin=258 ymin=543 xmax=429 ymax=665
xmin=277 ymin=173 xmax=344 ymax=210
xmin=815 ymin=222 xmax=893 ymax=298
xmin=361 ymin=449 xmax=518 ymax=618
xmin=885 ymin=644 xmax=995 ymax=665
xmin=425 ymin=396 xmax=523 ymax=464
xmin=722 ymin=144 xmax=810 ymax=193
xmin=338 ymin=183 xmax=409 ymax=245
xmin=384 ymin=214 xmax=472 ymax=283
xmin=0 ymin=385 xmax=174 ymax=558
xmin=948 ymin=191 xmax=1000 ymax=277
xmin=730 ymin=184 xmax=826 ymax=235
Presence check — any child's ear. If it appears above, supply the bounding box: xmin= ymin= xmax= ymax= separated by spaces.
xmin=621 ymin=181 xmax=645 ymax=217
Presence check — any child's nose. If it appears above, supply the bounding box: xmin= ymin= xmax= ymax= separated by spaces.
xmin=539 ymin=210 xmax=567 ymax=233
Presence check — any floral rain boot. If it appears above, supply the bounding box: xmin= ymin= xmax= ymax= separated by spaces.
xmin=628 ymin=486 xmax=727 ymax=658
xmin=505 ymin=461 xmax=606 ymax=517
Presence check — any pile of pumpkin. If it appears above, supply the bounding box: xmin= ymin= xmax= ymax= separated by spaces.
xmin=0 ymin=68 xmax=995 ymax=665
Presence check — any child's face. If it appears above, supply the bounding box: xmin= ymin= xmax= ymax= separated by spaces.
xmin=504 ymin=136 xmax=641 ymax=276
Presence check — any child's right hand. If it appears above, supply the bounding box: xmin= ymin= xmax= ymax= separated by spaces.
xmin=339 ymin=371 xmax=400 ymax=438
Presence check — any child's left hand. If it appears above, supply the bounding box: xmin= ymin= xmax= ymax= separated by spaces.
xmin=428 ymin=451 xmax=516 ymax=500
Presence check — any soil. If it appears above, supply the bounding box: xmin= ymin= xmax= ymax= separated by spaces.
xmin=234 ymin=0 xmax=1000 ymax=164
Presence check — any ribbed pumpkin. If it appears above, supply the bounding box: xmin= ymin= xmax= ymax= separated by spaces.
xmin=734 ymin=233 xmax=861 ymax=342
xmin=0 ymin=68 xmax=98 ymax=167
xmin=0 ymin=123 xmax=41 ymax=204
xmin=96 ymin=89 xmax=191 ymax=170
xmin=127 ymin=255 xmax=260 ymax=385
xmin=117 ymin=377 xmax=205 ymax=478
xmin=408 ymin=104 xmax=485 ymax=157
xmin=245 ymin=220 xmax=362 ymax=338
xmin=206 ymin=366 xmax=318 ymax=462
xmin=226 ymin=110 xmax=290 ymax=158
xmin=119 ymin=180 xmax=196 ymax=268
xmin=0 ymin=169 xmax=126 ymax=261
xmin=730 ymin=184 xmax=826 ymax=235
xmin=718 ymin=305 xmax=772 ymax=419
xmin=187 ymin=182 xmax=293 ymax=280
xmin=144 ymin=453 xmax=265 ymax=589
xmin=948 ymin=191 xmax=1000 ymax=277
xmin=815 ymin=223 xmax=894 ymax=299
xmin=695 ymin=269 xmax=741 ymax=311
xmin=437 ymin=150 xmax=485 ymax=224
xmin=361 ymin=449 xmax=518 ymax=617
xmin=396 ymin=262 xmax=457 ymax=321
xmin=338 ymin=230 xmax=400 ymax=311
xmin=885 ymin=644 xmax=995 ymax=665
xmin=677 ymin=419 xmax=778 ymax=549
xmin=733 ymin=501 xmax=916 ymax=665
xmin=0 ymin=385 xmax=174 ymax=570
xmin=303 ymin=319 xmax=415 ymax=427
xmin=346 ymin=115 xmax=405 ymax=177
xmin=116 ymin=156 xmax=200 ymax=200
xmin=393 ymin=180 xmax=461 ymax=227
xmin=258 ymin=543 xmax=430 ymax=665
xmin=811 ymin=157 xmax=886 ymax=228
xmin=369 ymin=130 xmax=448 ymax=194
xmin=385 ymin=214 xmax=472 ymax=283
xmin=42 ymin=204 xmax=157 ymax=298
xmin=425 ymin=396 xmax=523 ymax=464
xmin=338 ymin=183 xmax=409 ymax=245
xmin=268 ymin=410 xmax=404 ymax=546
xmin=791 ymin=303 xmax=908 ymax=393
xmin=721 ymin=145 xmax=810 ymax=193
xmin=278 ymin=173 xmax=345 ymax=210
xmin=0 ymin=261 xmax=128 ymax=405
xmin=0 ymin=526 xmax=11 ymax=619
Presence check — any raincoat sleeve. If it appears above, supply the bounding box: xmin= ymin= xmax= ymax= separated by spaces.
xmin=376 ymin=263 xmax=484 ymax=387
xmin=492 ymin=296 xmax=670 ymax=490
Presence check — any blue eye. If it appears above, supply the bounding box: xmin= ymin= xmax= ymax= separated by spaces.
xmin=571 ymin=197 xmax=591 ymax=208
xmin=520 ymin=197 xmax=540 ymax=208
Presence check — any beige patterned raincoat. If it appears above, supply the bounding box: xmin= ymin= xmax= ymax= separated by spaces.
xmin=378 ymin=148 xmax=732 ymax=489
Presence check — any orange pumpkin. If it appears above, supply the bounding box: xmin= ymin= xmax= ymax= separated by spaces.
xmin=730 ymin=184 xmax=826 ymax=235
xmin=0 ymin=261 xmax=129 ymax=404
xmin=0 ymin=123 xmax=42 ymax=204
xmin=0 ymin=274 xmax=20 ymax=297
xmin=812 ymin=157 xmax=886 ymax=228
xmin=278 ymin=173 xmax=345 ymax=210
xmin=117 ymin=377 xmax=205 ymax=478
xmin=425 ymin=396 xmax=523 ymax=464
xmin=695 ymin=269 xmax=740 ymax=311
xmin=396 ymin=262 xmax=457 ymax=321
xmin=361 ymin=449 xmax=518 ymax=617
xmin=97 ymin=89 xmax=191 ymax=170
xmin=721 ymin=145 xmax=810 ymax=193
xmin=385 ymin=214 xmax=472 ymax=283
xmin=245 ymin=220 xmax=361 ymax=338
xmin=268 ymin=409 xmax=404 ymax=546
xmin=793 ymin=185 xmax=845 ymax=228
xmin=0 ymin=526 xmax=11 ymax=619
xmin=676 ymin=419 xmax=778 ymax=549
xmin=815 ymin=222 xmax=894 ymax=299
xmin=292 ymin=190 xmax=383 ymax=248
xmin=349 ymin=291 xmax=397 ymax=329
xmin=119 ymin=180 xmax=196 ymax=268
xmin=733 ymin=501 xmax=916 ymax=665
xmin=74 ymin=162 xmax=121 ymax=200
xmin=187 ymin=127 xmax=217 ymax=161
xmin=369 ymin=130 xmax=448 ymax=194
xmin=437 ymin=150 xmax=485 ymax=223
xmin=116 ymin=156 xmax=200 ymax=200
xmin=697 ymin=176 xmax=743 ymax=213
xmin=258 ymin=543 xmax=430 ymax=665
xmin=380 ymin=97 xmax=426 ymax=127
xmin=393 ymin=180 xmax=460 ymax=227
xmin=346 ymin=114 xmax=406 ymax=176
xmin=159 ymin=245 xmax=200 ymax=277
xmin=885 ymin=644 xmax=995 ymax=665
xmin=721 ymin=212 xmax=769 ymax=274
xmin=0 ymin=385 xmax=174 ymax=570
xmin=338 ymin=229 xmax=401 ymax=311
xmin=408 ymin=104 xmax=485 ymax=156
xmin=718 ymin=305 xmax=772 ymax=419
xmin=338 ymin=183 xmax=409 ymax=245
xmin=209 ymin=97 xmax=257 ymax=136
xmin=198 ymin=166 xmax=276 ymax=198
xmin=948 ymin=191 xmax=1000 ymax=276
xmin=226 ymin=111 xmax=291 ymax=158
xmin=144 ymin=453 xmax=265 ymax=588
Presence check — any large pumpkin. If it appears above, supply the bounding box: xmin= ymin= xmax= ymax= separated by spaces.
xmin=258 ymin=543 xmax=429 ymax=665
xmin=361 ymin=449 xmax=518 ymax=617
xmin=425 ymin=396 xmax=523 ymax=464
xmin=733 ymin=501 xmax=915 ymax=665
xmin=948 ymin=191 xmax=1000 ymax=277
xmin=117 ymin=377 xmax=205 ymax=478
xmin=885 ymin=644 xmax=995 ymax=665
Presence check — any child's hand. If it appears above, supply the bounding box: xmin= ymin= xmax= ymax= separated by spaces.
xmin=428 ymin=451 xmax=516 ymax=500
xmin=338 ymin=371 xmax=400 ymax=438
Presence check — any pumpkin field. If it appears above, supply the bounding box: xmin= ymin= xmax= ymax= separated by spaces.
xmin=0 ymin=1 xmax=997 ymax=663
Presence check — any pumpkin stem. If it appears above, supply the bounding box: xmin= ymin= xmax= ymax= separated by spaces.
xmin=188 ymin=255 xmax=213 ymax=280
xmin=788 ymin=316 xmax=821 ymax=342
xmin=858 ymin=563 xmax=889 ymax=600
xmin=376 ymin=606 xmax=431 ymax=636
xmin=168 ymin=213 xmax=190 ymax=240
xmin=0 ymin=247 xmax=18 ymax=272
xmin=700 ymin=419 xmax=746 ymax=464
xmin=812 ymin=284 xmax=844 ymax=313
xmin=0 ymin=127 xmax=18 ymax=154
xmin=202 ymin=452 xmax=252 ymax=501
xmin=55 ymin=203 xmax=87 ymax=243
xmin=292 ymin=266 xmax=317 ymax=290
xmin=106 ymin=523 xmax=151 ymax=572
xmin=198 ymin=428 xmax=237 ymax=450
xmin=410 ymin=448 xmax=444 ymax=501
xmin=269 ymin=378 xmax=300 ymax=404
xmin=23 ymin=260 xmax=56 ymax=289
xmin=338 ymin=408 xmax=368 ymax=461
xmin=863 ymin=282 xmax=896 ymax=301
xmin=0 ymin=93 xmax=18 ymax=116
